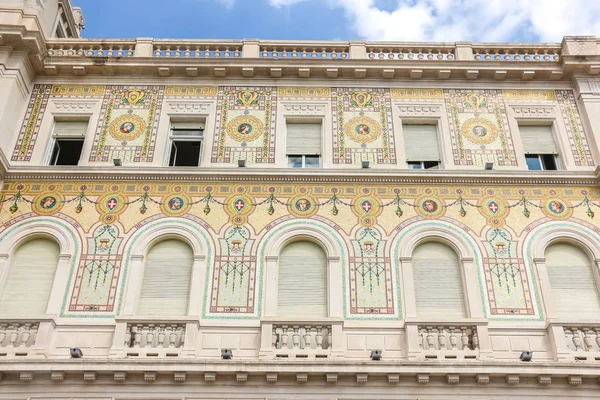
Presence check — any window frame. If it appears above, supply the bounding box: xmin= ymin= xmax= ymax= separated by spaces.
xmin=166 ymin=122 xmax=205 ymax=167
xmin=287 ymin=154 xmax=321 ymax=168
xmin=45 ymin=119 xmax=89 ymax=166
xmin=285 ymin=118 xmax=324 ymax=168
xmin=518 ymin=121 xmax=563 ymax=171
xmin=401 ymin=119 xmax=444 ymax=170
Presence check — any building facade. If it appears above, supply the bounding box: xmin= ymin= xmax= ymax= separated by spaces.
xmin=1 ymin=1 xmax=600 ymax=399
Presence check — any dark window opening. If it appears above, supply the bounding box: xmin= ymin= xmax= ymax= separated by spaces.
xmin=408 ymin=161 xmax=440 ymax=170
xmin=50 ymin=139 xmax=84 ymax=165
xmin=169 ymin=141 xmax=201 ymax=167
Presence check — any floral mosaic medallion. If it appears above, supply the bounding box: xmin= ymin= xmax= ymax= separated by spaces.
xmin=227 ymin=115 xmax=264 ymax=142
xmin=32 ymin=193 xmax=63 ymax=215
xmin=344 ymin=116 xmax=382 ymax=143
xmin=161 ymin=194 xmax=191 ymax=217
xmin=415 ymin=196 xmax=446 ymax=219
xmin=288 ymin=194 xmax=318 ymax=218
xmin=542 ymin=197 xmax=573 ymax=220
xmin=350 ymin=91 xmax=373 ymax=108
xmin=109 ymin=114 xmax=147 ymax=142
xmin=461 ymin=117 xmax=499 ymax=145
xmin=122 ymin=89 xmax=146 ymax=105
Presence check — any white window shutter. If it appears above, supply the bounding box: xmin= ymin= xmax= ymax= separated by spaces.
xmin=53 ymin=121 xmax=88 ymax=137
xmin=412 ymin=242 xmax=467 ymax=318
xmin=0 ymin=239 xmax=60 ymax=316
xmin=546 ymin=243 xmax=600 ymax=319
xmin=278 ymin=241 xmax=328 ymax=317
xmin=138 ymin=240 xmax=193 ymax=316
xmin=286 ymin=123 xmax=322 ymax=155
xmin=403 ymin=124 xmax=440 ymax=162
xmin=172 ymin=122 xmax=205 ymax=131
xmin=520 ymin=125 xmax=558 ymax=154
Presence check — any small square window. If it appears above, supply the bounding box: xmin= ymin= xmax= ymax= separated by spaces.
xmin=50 ymin=139 xmax=84 ymax=165
xmin=168 ymin=122 xmax=204 ymax=167
xmin=288 ymin=155 xmax=320 ymax=168
xmin=408 ymin=161 xmax=440 ymax=170
xmin=526 ymin=154 xmax=557 ymax=171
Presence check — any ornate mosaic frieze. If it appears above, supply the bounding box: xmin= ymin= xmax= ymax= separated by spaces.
xmin=211 ymin=87 xmax=277 ymax=164
xmin=332 ymin=88 xmax=396 ymax=165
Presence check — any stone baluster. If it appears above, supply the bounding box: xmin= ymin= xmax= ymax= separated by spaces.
xmin=272 ymin=326 xmax=278 ymax=349
xmin=292 ymin=49 xmax=298 ymax=58
xmin=583 ymin=329 xmax=594 ymax=351
xmin=300 ymin=48 xmax=307 ymax=58
xmin=327 ymin=328 xmax=332 ymax=350
xmin=417 ymin=49 xmax=424 ymax=60
xmin=460 ymin=327 xmax=469 ymax=350
xmin=292 ymin=326 xmax=300 ymax=349
xmin=184 ymin=47 xmax=191 ymax=58
xmin=204 ymin=47 xmax=211 ymax=57
xmin=0 ymin=324 xmax=7 ymax=347
xmin=20 ymin=324 xmax=31 ymax=347
xmin=157 ymin=326 xmax=166 ymax=348
xmin=223 ymin=47 xmax=230 ymax=58
xmin=281 ymin=49 xmax=288 ymax=58
xmin=303 ymin=326 xmax=312 ymax=350
xmin=311 ymin=49 xmax=318 ymax=58
xmin=179 ymin=327 xmax=185 ymax=348
xmin=234 ymin=48 xmax=241 ymax=58
xmin=315 ymin=326 xmax=323 ymax=349
xmin=472 ymin=329 xmax=480 ymax=350
xmin=426 ymin=327 xmax=435 ymax=350
xmin=124 ymin=326 xmax=132 ymax=347
xmin=595 ymin=329 xmax=600 ymax=349
xmin=572 ymin=328 xmax=583 ymax=351
xmin=448 ymin=327 xmax=457 ymax=349
xmin=146 ymin=325 xmax=155 ymax=348
xmin=418 ymin=328 xmax=426 ymax=349
xmin=437 ymin=327 xmax=446 ymax=349
xmin=368 ymin=49 xmax=375 ymax=59
xmin=272 ymin=48 xmax=278 ymax=59
xmin=9 ymin=325 xmax=19 ymax=347
xmin=262 ymin=48 xmax=269 ymax=58
xmin=133 ymin=325 xmax=142 ymax=348
xmin=153 ymin=46 xmax=161 ymax=57
xmin=281 ymin=326 xmax=289 ymax=349
xmin=169 ymin=325 xmax=177 ymax=347
xmin=215 ymin=47 xmax=221 ymax=58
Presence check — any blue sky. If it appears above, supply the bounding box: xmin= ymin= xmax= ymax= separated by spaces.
xmin=73 ymin=0 xmax=600 ymax=43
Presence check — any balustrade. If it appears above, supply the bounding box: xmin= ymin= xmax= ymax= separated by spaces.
xmin=47 ymin=41 xmax=136 ymax=57
xmin=561 ymin=326 xmax=600 ymax=360
xmin=153 ymin=43 xmax=242 ymax=58
xmin=125 ymin=323 xmax=185 ymax=350
xmin=365 ymin=45 xmax=455 ymax=60
xmin=0 ymin=322 xmax=40 ymax=356
xmin=260 ymin=45 xmax=349 ymax=59
xmin=472 ymin=45 xmax=560 ymax=62
xmin=414 ymin=324 xmax=481 ymax=360
xmin=272 ymin=324 xmax=331 ymax=352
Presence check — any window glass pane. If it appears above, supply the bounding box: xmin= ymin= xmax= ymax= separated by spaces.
xmin=525 ymin=155 xmax=542 ymax=170
xmin=423 ymin=161 xmax=440 ymax=169
xmin=541 ymin=154 xmax=558 ymax=170
xmin=170 ymin=141 xmax=201 ymax=166
xmin=51 ymin=139 xmax=84 ymax=165
xmin=304 ymin=156 xmax=320 ymax=168
xmin=407 ymin=162 xmax=423 ymax=169
xmin=288 ymin=156 xmax=303 ymax=168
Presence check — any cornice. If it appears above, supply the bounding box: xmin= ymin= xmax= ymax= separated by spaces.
xmin=3 ymin=166 xmax=599 ymax=186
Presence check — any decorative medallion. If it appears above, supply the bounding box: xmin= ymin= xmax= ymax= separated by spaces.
xmin=236 ymin=90 xmax=260 ymax=107
xmin=478 ymin=196 xmax=509 ymax=227
xmin=464 ymin=93 xmax=487 ymax=109
xmin=344 ymin=116 xmax=382 ymax=143
xmin=351 ymin=195 xmax=383 ymax=226
xmin=288 ymin=194 xmax=318 ymax=218
xmin=96 ymin=193 xmax=126 ymax=216
xmin=415 ymin=196 xmax=446 ymax=219
xmin=361 ymin=199 xmax=373 ymax=214
xmin=109 ymin=114 xmax=147 ymax=142
xmin=227 ymin=115 xmax=264 ymax=142
xmin=32 ymin=193 xmax=63 ymax=215
xmin=460 ymin=117 xmax=499 ymax=145
xmin=161 ymin=194 xmax=191 ymax=217
xmin=122 ymin=90 xmax=146 ymax=105
xmin=224 ymin=194 xmax=254 ymax=220
xmin=350 ymin=91 xmax=373 ymax=108
xmin=542 ymin=197 xmax=573 ymax=220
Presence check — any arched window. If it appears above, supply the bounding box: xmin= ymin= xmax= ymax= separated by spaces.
xmin=137 ymin=239 xmax=193 ymax=316
xmin=545 ymin=243 xmax=600 ymax=319
xmin=412 ymin=241 xmax=467 ymax=318
xmin=0 ymin=238 xmax=60 ymax=316
xmin=278 ymin=240 xmax=327 ymax=317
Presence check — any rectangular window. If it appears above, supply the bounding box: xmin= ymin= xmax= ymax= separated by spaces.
xmin=520 ymin=125 xmax=559 ymax=170
xmin=168 ymin=121 xmax=204 ymax=167
xmin=286 ymin=122 xmax=321 ymax=168
xmin=403 ymin=123 xmax=441 ymax=169
xmin=48 ymin=120 xmax=88 ymax=165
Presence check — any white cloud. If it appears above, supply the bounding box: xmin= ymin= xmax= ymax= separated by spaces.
xmin=217 ymin=0 xmax=236 ymax=9
xmin=267 ymin=0 xmax=600 ymax=42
